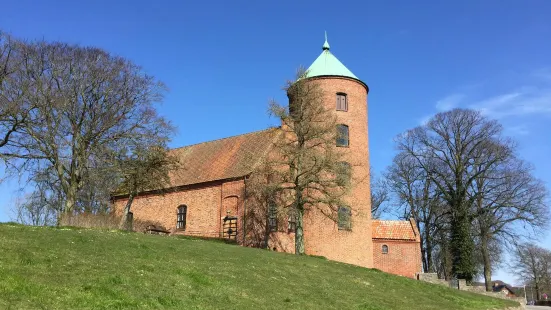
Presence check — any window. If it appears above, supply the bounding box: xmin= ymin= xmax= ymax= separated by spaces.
xmin=177 ymin=205 xmax=187 ymax=230
xmin=268 ymin=201 xmax=278 ymax=232
xmin=336 ymin=124 xmax=349 ymax=147
xmin=336 ymin=93 xmax=348 ymax=111
xmin=338 ymin=206 xmax=352 ymax=230
xmin=288 ymin=210 xmax=297 ymax=232
xmin=336 ymin=161 xmax=352 ymax=186
xmin=382 ymin=245 xmax=389 ymax=254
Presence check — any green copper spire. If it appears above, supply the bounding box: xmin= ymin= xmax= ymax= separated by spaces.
xmin=306 ymin=32 xmax=358 ymax=80
xmin=323 ymin=31 xmax=330 ymax=50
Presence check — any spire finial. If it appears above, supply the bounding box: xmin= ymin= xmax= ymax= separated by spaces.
xmin=322 ymin=31 xmax=330 ymax=51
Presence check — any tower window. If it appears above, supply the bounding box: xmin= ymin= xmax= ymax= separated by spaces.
xmin=336 ymin=161 xmax=352 ymax=186
xmin=338 ymin=206 xmax=352 ymax=230
xmin=336 ymin=124 xmax=349 ymax=147
xmin=288 ymin=209 xmax=297 ymax=232
xmin=268 ymin=201 xmax=278 ymax=232
xmin=336 ymin=93 xmax=348 ymax=111
xmin=177 ymin=205 xmax=187 ymax=230
xmin=382 ymin=245 xmax=389 ymax=254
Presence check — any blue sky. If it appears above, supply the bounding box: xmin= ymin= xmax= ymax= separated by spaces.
xmin=1 ymin=0 xmax=550 ymax=285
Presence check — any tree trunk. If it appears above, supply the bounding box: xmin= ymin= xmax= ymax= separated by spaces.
xmin=424 ymin=222 xmax=434 ymax=272
xmin=119 ymin=193 xmax=135 ymax=230
xmin=451 ymin=199 xmax=475 ymax=282
xmin=480 ymin=232 xmax=493 ymax=291
xmin=295 ymin=208 xmax=305 ymax=255
xmin=65 ymin=183 xmax=78 ymax=214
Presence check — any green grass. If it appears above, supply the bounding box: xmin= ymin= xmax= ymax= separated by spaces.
xmin=0 ymin=223 xmax=519 ymax=310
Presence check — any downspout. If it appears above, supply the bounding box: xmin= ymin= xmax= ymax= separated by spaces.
xmin=242 ymin=175 xmax=247 ymax=246
xmin=219 ymin=182 xmax=223 ymax=238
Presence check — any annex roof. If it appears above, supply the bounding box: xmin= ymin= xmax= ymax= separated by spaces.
xmin=372 ymin=219 xmax=419 ymax=241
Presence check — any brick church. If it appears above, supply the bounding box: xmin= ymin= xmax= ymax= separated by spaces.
xmin=113 ymin=36 xmax=422 ymax=279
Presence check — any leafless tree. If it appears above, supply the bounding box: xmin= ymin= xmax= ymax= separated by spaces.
xmin=386 ymin=152 xmax=448 ymax=273
xmin=394 ymin=108 xmax=519 ymax=282
xmin=11 ymin=183 xmax=57 ymax=226
xmin=471 ymin=156 xmax=549 ymax=291
xmin=0 ymin=32 xmax=32 ymax=160
xmin=114 ymin=144 xmax=179 ymax=230
xmin=1 ymin=37 xmax=172 ymax=216
xmin=512 ymin=243 xmax=551 ymax=300
xmin=371 ymin=169 xmax=390 ymax=219
xmin=254 ymin=68 xmax=354 ymax=255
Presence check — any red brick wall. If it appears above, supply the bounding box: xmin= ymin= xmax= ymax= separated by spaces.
xmin=273 ymin=76 xmax=373 ymax=268
xmin=114 ymin=75 xmax=375 ymax=269
xmin=372 ymin=239 xmax=422 ymax=278
xmin=113 ymin=179 xmax=245 ymax=238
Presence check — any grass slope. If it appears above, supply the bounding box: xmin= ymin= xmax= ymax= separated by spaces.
xmin=0 ymin=224 xmax=518 ymax=310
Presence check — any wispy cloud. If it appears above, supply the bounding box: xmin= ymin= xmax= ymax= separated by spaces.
xmin=468 ymin=89 xmax=551 ymax=119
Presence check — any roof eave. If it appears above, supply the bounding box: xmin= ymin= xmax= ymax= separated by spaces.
xmin=305 ymin=75 xmax=369 ymax=93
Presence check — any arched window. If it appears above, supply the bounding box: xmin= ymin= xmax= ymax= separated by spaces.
xmin=336 ymin=124 xmax=349 ymax=147
xmin=382 ymin=245 xmax=389 ymax=254
xmin=336 ymin=93 xmax=348 ymax=111
xmin=177 ymin=205 xmax=187 ymax=230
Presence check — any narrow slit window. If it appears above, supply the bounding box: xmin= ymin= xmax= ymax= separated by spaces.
xmin=336 ymin=161 xmax=352 ymax=186
xmin=177 ymin=205 xmax=187 ymax=230
xmin=268 ymin=201 xmax=278 ymax=232
xmin=336 ymin=124 xmax=349 ymax=147
xmin=336 ymin=93 xmax=348 ymax=111
xmin=288 ymin=210 xmax=297 ymax=232
xmin=338 ymin=206 xmax=352 ymax=230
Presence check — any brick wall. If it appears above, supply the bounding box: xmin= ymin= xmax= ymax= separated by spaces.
xmin=272 ymin=76 xmax=373 ymax=268
xmin=113 ymin=179 xmax=244 ymax=238
xmin=373 ymin=239 xmax=422 ymax=278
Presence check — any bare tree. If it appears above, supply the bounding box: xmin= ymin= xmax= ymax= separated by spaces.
xmin=471 ymin=157 xmax=549 ymax=291
xmin=512 ymin=243 xmax=551 ymax=301
xmin=0 ymin=32 xmax=32 ymax=157
xmin=394 ymin=109 xmax=517 ymax=282
xmin=371 ymin=169 xmax=390 ymax=219
xmin=386 ymin=152 xmax=447 ymax=273
xmin=1 ymin=38 xmax=172 ymax=215
xmin=256 ymin=68 xmax=353 ymax=255
xmin=114 ymin=144 xmax=179 ymax=230
xmin=11 ymin=183 xmax=57 ymax=226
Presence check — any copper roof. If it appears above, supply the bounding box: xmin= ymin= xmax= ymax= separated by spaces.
xmin=372 ymin=219 xmax=419 ymax=241
xmin=167 ymin=128 xmax=280 ymax=187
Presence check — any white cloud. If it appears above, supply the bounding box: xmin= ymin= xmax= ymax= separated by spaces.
xmin=425 ymin=69 xmax=551 ymax=126
xmin=469 ymin=89 xmax=551 ymax=119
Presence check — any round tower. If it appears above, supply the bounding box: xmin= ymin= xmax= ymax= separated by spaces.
xmin=295 ymin=34 xmax=373 ymax=268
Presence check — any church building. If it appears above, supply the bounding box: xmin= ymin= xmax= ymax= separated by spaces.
xmin=112 ymin=36 xmax=421 ymax=278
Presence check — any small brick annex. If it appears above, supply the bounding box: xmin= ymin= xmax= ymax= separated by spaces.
xmin=112 ymin=37 xmax=422 ymax=278
xmin=372 ymin=219 xmax=422 ymax=278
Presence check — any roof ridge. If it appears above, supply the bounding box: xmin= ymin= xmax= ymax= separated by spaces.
xmin=170 ymin=127 xmax=280 ymax=151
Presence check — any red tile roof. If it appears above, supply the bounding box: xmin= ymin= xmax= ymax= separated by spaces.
xmin=372 ymin=219 xmax=419 ymax=241
xmin=167 ymin=128 xmax=280 ymax=187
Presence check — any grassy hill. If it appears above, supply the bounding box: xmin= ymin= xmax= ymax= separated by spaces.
xmin=0 ymin=224 xmax=519 ymax=310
